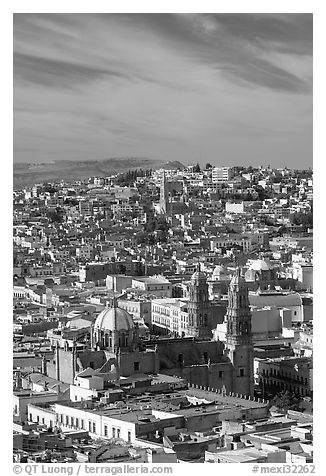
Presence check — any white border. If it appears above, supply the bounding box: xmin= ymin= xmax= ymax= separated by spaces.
xmin=4 ymin=2 xmax=322 ymax=475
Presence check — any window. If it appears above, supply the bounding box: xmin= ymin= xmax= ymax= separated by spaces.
xmin=218 ymin=371 xmax=224 ymax=379
xmin=29 ymin=413 xmax=32 ymax=421
xmin=128 ymin=431 xmax=131 ymax=443
xmin=76 ymin=418 xmax=79 ymax=429
xmin=134 ymin=362 xmax=140 ymax=372
xmin=89 ymin=421 xmax=92 ymax=432
xmin=104 ymin=425 xmax=108 ymax=437
xmin=66 ymin=416 xmax=69 ymax=425
xmin=42 ymin=418 xmax=45 ymax=424
xmin=239 ymin=368 xmax=245 ymax=377
xmin=71 ymin=417 xmax=74 ymax=426
xmin=92 ymin=422 xmax=96 ymax=433
xmin=81 ymin=420 xmax=84 ymax=429
xmin=117 ymin=429 xmax=121 ymax=438
xmin=37 ymin=416 xmax=39 ymax=423
xmin=112 ymin=428 xmax=116 ymax=438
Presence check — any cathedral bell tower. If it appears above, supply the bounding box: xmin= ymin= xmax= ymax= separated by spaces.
xmin=225 ymin=268 xmax=254 ymax=397
xmin=188 ymin=263 xmax=211 ymax=338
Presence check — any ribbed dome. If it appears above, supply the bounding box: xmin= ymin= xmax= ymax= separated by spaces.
xmin=191 ymin=263 xmax=206 ymax=282
xmin=191 ymin=270 xmax=207 ymax=282
xmin=94 ymin=306 xmax=134 ymax=332
xmin=249 ymin=259 xmax=273 ymax=271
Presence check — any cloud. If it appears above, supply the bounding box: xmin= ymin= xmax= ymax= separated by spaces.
xmin=13 ymin=13 xmax=312 ymax=168
xmin=14 ymin=52 xmax=132 ymax=89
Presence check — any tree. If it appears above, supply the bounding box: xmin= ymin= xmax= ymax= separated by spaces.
xmin=193 ymin=163 xmax=201 ymax=173
xmin=261 ymin=216 xmax=276 ymax=227
xmin=277 ymin=225 xmax=287 ymax=236
xmin=269 ymin=391 xmax=301 ymax=412
xmin=44 ymin=184 xmax=58 ymax=194
xmin=46 ymin=208 xmax=63 ymax=223
xmin=290 ymin=212 xmax=313 ymax=228
xmin=205 ymin=163 xmax=212 ymax=170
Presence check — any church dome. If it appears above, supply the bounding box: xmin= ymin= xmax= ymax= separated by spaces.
xmin=191 ymin=269 xmax=207 ymax=282
xmin=94 ymin=306 xmax=134 ymax=333
xmin=249 ymin=259 xmax=273 ymax=271
xmin=191 ymin=263 xmax=207 ymax=282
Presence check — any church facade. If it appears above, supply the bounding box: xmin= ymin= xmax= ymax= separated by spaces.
xmin=47 ymin=268 xmax=254 ymax=397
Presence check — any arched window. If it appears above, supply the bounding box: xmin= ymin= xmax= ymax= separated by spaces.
xmin=105 ymin=334 xmax=109 ymax=348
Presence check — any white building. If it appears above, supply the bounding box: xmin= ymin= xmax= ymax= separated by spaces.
xmin=292 ymin=263 xmax=313 ymax=292
xmin=28 ymin=401 xmax=183 ymax=444
xmin=212 ymin=167 xmax=233 ymax=183
xmin=213 ymin=306 xmax=292 ymax=344
xmin=225 ymin=202 xmax=245 ymax=214
xmin=131 ymin=277 xmax=172 ymax=298
xmin=151 ymin=298 xmax=189 ymax=335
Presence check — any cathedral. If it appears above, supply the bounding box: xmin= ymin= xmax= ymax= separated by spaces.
xmin=47 ymin=268 xmax=254 ymax=397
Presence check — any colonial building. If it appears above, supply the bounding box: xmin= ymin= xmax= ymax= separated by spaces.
xmin=47 ymin=269 xmax=254 ymax=396
xmin=47 ymin=302 xmax=159 ymax=384
xmin=151 ymin=264 xmax=225 ymax=337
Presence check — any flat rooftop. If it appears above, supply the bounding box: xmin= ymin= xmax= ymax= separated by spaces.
xmin=207 ymin=446 xmax=263 ymax=463
xmin=257 ymin=356 xmax=312 ymax=366
xmin=183 ymin=388 xmax=267 ymax=409
xmin=132 ymin=277 xmax=171 ymax=284
xmin=54 ymin=387 xmax=267 ymax=421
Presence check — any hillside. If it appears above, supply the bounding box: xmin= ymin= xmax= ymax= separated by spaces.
xmin=13 ymin=157 xmax=185 ymax=189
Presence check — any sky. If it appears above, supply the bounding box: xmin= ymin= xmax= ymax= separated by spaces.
xmin=13 ymin=13 xmax=313 ymax=168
